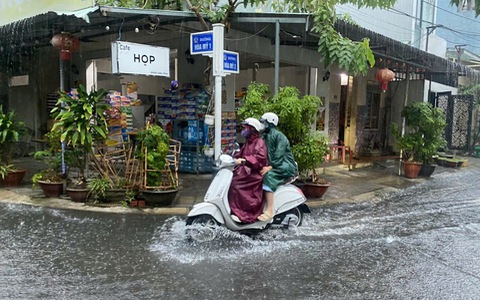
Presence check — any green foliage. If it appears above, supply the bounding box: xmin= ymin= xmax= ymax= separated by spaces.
xmin=292 ymin=132 xmax=329 ymax=180
xmin=123 ymin=189 xmax=137 ymax=207
xmin=391 ymin=102 xmax=447 ymax=164
xmin=0 ymin=164 xmax=16 ymax=180
xmin=269 ymin=0 xmax=395 ymax=75
xmin=51 ymin=85 xmax=108 ymax=150
xmin=32 ymin=127 xmax=64 ymax=185
xmin=136 ymin=125 xmax=171 ymax=187
xmin=86 ymin=175 xmax=131 ymax=202
xmin=51 ymin=85 xmax=109 ymax=182
xmin=0 ymin=105 xmax=26 ymax=164
xmin=97 ymin=0 xmax=182 ymax=9
xmin=102 ymin=0 xmax=396 ymax=76
xmin=237 ymin=82 xmax=271 ymax=120
xmin=238 ymin=82 xmax=327 ymax=179
xmin=32 ymin=169 xmax=64 ymax=188
xmin=450 ymin=0 xmax=480 ymax=17
xmin=271 ymin=88 xmax=321 ymax=146
xmin=87 ymin=177 xmax=111 ymax=202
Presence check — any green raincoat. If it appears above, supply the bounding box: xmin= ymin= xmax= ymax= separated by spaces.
xmin=263 ymin=127 xmax=298 ymax=191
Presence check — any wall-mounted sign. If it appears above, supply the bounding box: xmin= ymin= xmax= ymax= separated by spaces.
xmin=9 ymin=75 xmax=29 ymax=87
xmin=111 ymin=41 xmax=170 ymax=77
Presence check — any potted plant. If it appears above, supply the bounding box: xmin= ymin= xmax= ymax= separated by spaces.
xmin=391 ymin=101 xmax=447 ymax=178
xmin=0 ymin=105 xmax=27 ymax=187
xmin=87 ymin=175 xmax=131 ymax=204
xmin=202 ymin=144 xmax=214 ymax=157
xmin=136 ymin=124 xmax=180 ymax=206
xmin=292 ymin=131 xmax=331 ymax=198
xmin=31 ymin=128 xmax=64 ymax=197
xmin=238 ymin=83 xmax=330 ymax=198
xmin=51 ymin=84 xmax=109 ymax=202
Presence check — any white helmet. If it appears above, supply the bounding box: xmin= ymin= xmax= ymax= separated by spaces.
xmin=260 ymin=112 xmax=279 ymax=126
xmin=242 ymin=117 xmax=262 ymax=132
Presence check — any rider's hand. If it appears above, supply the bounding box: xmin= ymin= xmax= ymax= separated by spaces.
xmin=236 ymin=158 xmax=246 ymax=165
xmin=260 ymin=166 xmax=272 ymax=175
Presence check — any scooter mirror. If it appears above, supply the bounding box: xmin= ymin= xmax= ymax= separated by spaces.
xmin=231 ymin=142 xmax=241 ymax=155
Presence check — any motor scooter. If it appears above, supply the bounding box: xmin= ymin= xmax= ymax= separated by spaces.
xmin=186 ymin=153 xmax=310 ymax=242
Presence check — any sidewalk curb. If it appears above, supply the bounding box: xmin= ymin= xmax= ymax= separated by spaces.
xmin=0 ymin=186 xmax=401 ymax=216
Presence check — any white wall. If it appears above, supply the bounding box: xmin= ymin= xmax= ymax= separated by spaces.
xmin=425 ymin=80 xmax=457 ymax=95
xmin=232 ymin=65 xmax=309 ymax=95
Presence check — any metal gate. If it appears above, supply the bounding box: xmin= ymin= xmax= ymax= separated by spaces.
xmin=435 ymin=93 xmax=473 ymax=151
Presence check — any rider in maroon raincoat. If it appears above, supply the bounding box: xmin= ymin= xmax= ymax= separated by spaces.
xmin=228 ymin=118 xmax=268 ymax=223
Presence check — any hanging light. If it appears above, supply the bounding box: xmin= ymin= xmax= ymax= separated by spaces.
xmin=376 ymin=68 xmax=395 ymax=92
xmin=50 ymin=32 xmax=80 ymax=61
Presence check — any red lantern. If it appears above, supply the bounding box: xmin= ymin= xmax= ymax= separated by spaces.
xmin=51 ymin=32 xmax=80 ymax=61
xmin=376 ymin=68 xmax=395 ymax=92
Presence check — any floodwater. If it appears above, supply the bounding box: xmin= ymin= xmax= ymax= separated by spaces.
xmin=1 ymin=166 xmax=480 ymax=299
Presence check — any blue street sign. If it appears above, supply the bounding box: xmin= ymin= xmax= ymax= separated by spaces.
xmin=223 ymin=51 xmax=239 ymax=74
xmin=190 ymin=31 xmax=214 ymax=55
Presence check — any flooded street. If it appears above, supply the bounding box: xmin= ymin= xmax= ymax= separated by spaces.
xmin=1 ymin=166 xmax=480 ymax=299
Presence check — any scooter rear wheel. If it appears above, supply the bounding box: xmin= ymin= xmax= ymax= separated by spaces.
xmin=186 ymin=214 xmax=219 ymax=242
xmin=281 ymin=207 xmax=303 ymax=227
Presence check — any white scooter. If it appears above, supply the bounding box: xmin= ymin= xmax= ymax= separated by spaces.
xmin=186 ymin=153 xmax=310 ymax=242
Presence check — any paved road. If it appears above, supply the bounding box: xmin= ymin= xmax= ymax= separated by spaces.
xmin=1 ymin=161 xmax=480 ymax=299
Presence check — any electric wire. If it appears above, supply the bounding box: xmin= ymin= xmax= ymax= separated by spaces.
xmin=224 ymin=25 xmax=271 ymax=41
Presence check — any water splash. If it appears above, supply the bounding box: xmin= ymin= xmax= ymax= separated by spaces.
xmin=148 ymin=217 xmax=319 ymax=264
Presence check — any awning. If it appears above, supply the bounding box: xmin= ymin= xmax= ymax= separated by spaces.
xmin=0 ymin=0 xmax=96 ymax=27
xmin=0 ymin=6 xmax=478 ymax=86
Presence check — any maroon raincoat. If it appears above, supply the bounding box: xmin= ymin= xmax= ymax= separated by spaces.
xmin=228 ymin=131 xmax=268 ymax=223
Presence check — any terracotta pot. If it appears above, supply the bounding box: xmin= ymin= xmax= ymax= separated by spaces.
xmin=302 ymin=182 xmax=330 ymax=199
xmin=141 ymin=189 xmax=178 ymax=207
xmin=38 ymin=180 xmax=64 ymax=197
xmin=0 ymin=169 xmax=27 ymax=187
xmin=403 ymin=161 xmax=422 ymax=178
xmin=66 ymin=187 xmax=89 ymax=202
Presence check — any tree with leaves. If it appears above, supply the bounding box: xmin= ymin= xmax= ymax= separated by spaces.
xmin=98 ymin=0 xmax=397 ymax=76
xmin=450 ymin=0 xmax=480 ymax=17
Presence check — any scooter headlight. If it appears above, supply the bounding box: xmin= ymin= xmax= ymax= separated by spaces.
xmin=217 ymin=154 xmax=235 ymax=168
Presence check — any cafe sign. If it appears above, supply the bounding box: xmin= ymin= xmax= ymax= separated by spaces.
xmin=111 ymin=41 xmax=170 ymax=77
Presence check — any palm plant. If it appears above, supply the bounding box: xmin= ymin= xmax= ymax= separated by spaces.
xmin=51 ymin=84 xmax=109 ymax=186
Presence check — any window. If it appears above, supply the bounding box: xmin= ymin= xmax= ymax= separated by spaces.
xmin=365 ymin=90 xmax=380 ymax=129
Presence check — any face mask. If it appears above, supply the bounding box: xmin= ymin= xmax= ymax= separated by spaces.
xmin=241 ymin=128 xmax=250 ymax=138
xmin=262 ymin=122 xmax=271 ymax=133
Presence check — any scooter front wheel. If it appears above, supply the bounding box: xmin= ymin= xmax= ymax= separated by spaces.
xmin=186 ymin=214 xmax=219 ymax=242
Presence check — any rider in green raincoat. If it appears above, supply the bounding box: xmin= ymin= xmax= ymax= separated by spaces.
xmin=258 ymin=112 xmax=298 ymax=221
